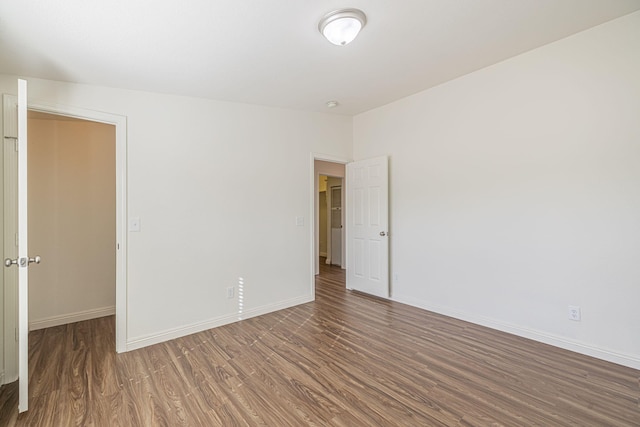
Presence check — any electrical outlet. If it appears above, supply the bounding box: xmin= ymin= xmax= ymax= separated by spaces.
xmin=568 ymin=305 xmax=581 ymax=321
xmin=227 ymin=286 xmax=235 ymax=299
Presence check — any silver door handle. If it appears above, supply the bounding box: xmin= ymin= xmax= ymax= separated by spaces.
xmin=4 ymin=256 xmax=40 ymax=267
xmin=380 ymin=231 xmax=387 ymax=237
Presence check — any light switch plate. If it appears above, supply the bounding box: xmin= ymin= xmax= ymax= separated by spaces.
xmin=129 ymin=217 xmax=141 ymax=232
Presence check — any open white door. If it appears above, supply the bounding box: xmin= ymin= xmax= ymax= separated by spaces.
xmin=3 ymin=79 xmax=37 ymax=413
xmin=346 ymin=156 xmax=389 ymax=298
xmin=16 ymin=78 xmax=31 ymax=413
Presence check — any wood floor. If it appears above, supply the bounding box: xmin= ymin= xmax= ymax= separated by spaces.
xmin=1 ymin=261 xmax=639 ymax=426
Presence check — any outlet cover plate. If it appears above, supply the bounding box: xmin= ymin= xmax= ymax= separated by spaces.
xmin=568 ymin=305 xmax=581 ymax=321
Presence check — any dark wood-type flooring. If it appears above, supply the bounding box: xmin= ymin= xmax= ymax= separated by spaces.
xmin=1 ymin=260 xmax=639 ymax=425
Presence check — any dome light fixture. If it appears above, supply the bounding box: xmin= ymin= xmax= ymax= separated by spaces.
xmin=318 ymin=9 xmax=367 ymax=46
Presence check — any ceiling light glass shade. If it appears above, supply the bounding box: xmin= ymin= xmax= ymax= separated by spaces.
xmin=319 ymin=9 xmax=367 ymax=46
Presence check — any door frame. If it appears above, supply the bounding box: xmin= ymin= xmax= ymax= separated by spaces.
xmin=310 ymin=153 xmax=350 ymax=293
xmin=28 ymin=100 xmax=128 ymax=353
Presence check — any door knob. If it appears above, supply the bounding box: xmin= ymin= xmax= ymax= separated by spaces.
xmin=4 ymin=256 xmax=41 ymax=267
xmin=379 ymin=231 xmax=386 ymax=237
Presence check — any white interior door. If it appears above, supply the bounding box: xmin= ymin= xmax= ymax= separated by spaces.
xmin=3 ymin=79 xmax=33 ymax=413
xmin=17 ymin=79 xmax=31 ymax=413
xmin=346 ymin=156 xmax=389 ymax=298
xmin=2 ymin=94 xmax=18 ymax=391
xmin=330 ymin=185 xmax=342 ymax=266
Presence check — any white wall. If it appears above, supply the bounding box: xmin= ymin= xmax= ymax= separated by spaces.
xmin=353 ymin=12 xmax=640 ymax=368
xmin=28 ymin=116 xmax=115 ymax=329
xmin=0 ymin=77 xmax=352 ymax=348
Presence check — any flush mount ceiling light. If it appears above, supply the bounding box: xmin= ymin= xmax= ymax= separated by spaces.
xmin=318 ymin=8 xmax=367 ymax=46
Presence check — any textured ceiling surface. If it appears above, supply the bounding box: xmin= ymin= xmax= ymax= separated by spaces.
xmin=1 ymin=0 xmax=639 ymax=115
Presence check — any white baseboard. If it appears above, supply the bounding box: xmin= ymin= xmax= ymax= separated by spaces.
xmin=126 ymin=294 xmax=314 ymax=351
xmin=0 ymin=372 xmax=4 ymax=386
xmin=393 ymin=293 xmax=640 ymax=371
xmin=29 ymin=306 xmax=116 ymax=331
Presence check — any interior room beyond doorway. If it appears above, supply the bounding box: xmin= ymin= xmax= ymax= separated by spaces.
xmin=319 ymin=174 xmax=343 ymax=267
xmin=27 ymin=111 xmax=116 ymax=330
xmin=314 ymin=159 xmax=345 ymax=277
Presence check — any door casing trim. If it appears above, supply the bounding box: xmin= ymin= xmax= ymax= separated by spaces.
xmin=28 ymin=101 xmax=128 ymax=353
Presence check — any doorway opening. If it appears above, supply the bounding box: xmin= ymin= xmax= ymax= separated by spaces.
xmin=1 ymin=98 xmax=127 ymax=386
xmin=312 ymin=157 xmax=348 ymax=290
xmin=27 ymin=111 xmax=116 ymax=331
xmin=319 ymin=174 xmax=344 ymax=269
xmin=311 ymin=154 xmax=390 ymax=302
xmin=27 ymin=102 xmax=127 ymax=354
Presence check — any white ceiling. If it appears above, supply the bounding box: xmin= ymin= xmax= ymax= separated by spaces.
xmin=1 ymin=0 xmax=639 ymax=115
